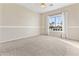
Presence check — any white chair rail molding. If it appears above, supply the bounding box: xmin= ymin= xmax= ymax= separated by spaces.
xmin=0 ymin=3 xmax=79 ymax=56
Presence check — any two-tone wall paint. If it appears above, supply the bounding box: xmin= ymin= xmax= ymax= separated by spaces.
xmin=0 ymin=4 xmax=40 ymax=42
xmin=40 ymin=4 xmax=79 ymax=40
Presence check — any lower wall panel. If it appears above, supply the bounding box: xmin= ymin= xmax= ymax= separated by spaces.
xmin=0 ymin=27 xmax=40 ymax=43
xmin=68 ymin=27 xmax=79 ymax=40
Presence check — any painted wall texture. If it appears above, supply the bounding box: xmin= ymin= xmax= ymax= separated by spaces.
xmin=0 ymin=4 xmax=40 ymax=42
xmin=40 ymin=4 xmax=79 ymax=40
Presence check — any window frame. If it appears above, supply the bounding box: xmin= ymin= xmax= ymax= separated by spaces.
xmin=48 ymin=13 xmax=64 ymax=32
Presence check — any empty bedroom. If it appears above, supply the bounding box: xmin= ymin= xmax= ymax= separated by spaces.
xmin=0 ymin=3 xmax=79 ymax=56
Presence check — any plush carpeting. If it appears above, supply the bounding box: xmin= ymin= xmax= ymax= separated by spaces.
xmin=0 ymin=35 xmax=79 ymax=56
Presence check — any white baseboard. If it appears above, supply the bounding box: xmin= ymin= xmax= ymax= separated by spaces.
xmin=0 ymin=33 xmax=40 ymax=44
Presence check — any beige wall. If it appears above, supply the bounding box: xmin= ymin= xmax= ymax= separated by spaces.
xmin=0 ymin=3 xmax=79 ymax=42
xmin=63 ymin=4 xmax=79 ymax=40
xmin=0 ymin=4 xmax=40 ymax=42
xmin=40 ymin=4 xmax=79 ymax=40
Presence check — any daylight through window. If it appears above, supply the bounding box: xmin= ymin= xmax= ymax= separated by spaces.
xmin=48 ymin=14 xmax=63 ymax=31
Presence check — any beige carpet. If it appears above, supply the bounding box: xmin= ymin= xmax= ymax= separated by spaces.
xmin=0 ymin=35 xmax=78 ymax=56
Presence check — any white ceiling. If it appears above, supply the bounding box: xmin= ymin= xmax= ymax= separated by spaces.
xmin=19 ymin=3 xmax=73 ymax=13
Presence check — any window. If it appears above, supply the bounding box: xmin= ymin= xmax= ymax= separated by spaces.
xmin=48 ymin=14 xmax=63 ymax=31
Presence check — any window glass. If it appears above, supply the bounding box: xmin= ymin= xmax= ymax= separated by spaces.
xmin=49 ymin=14 xmax=63 ymax=31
